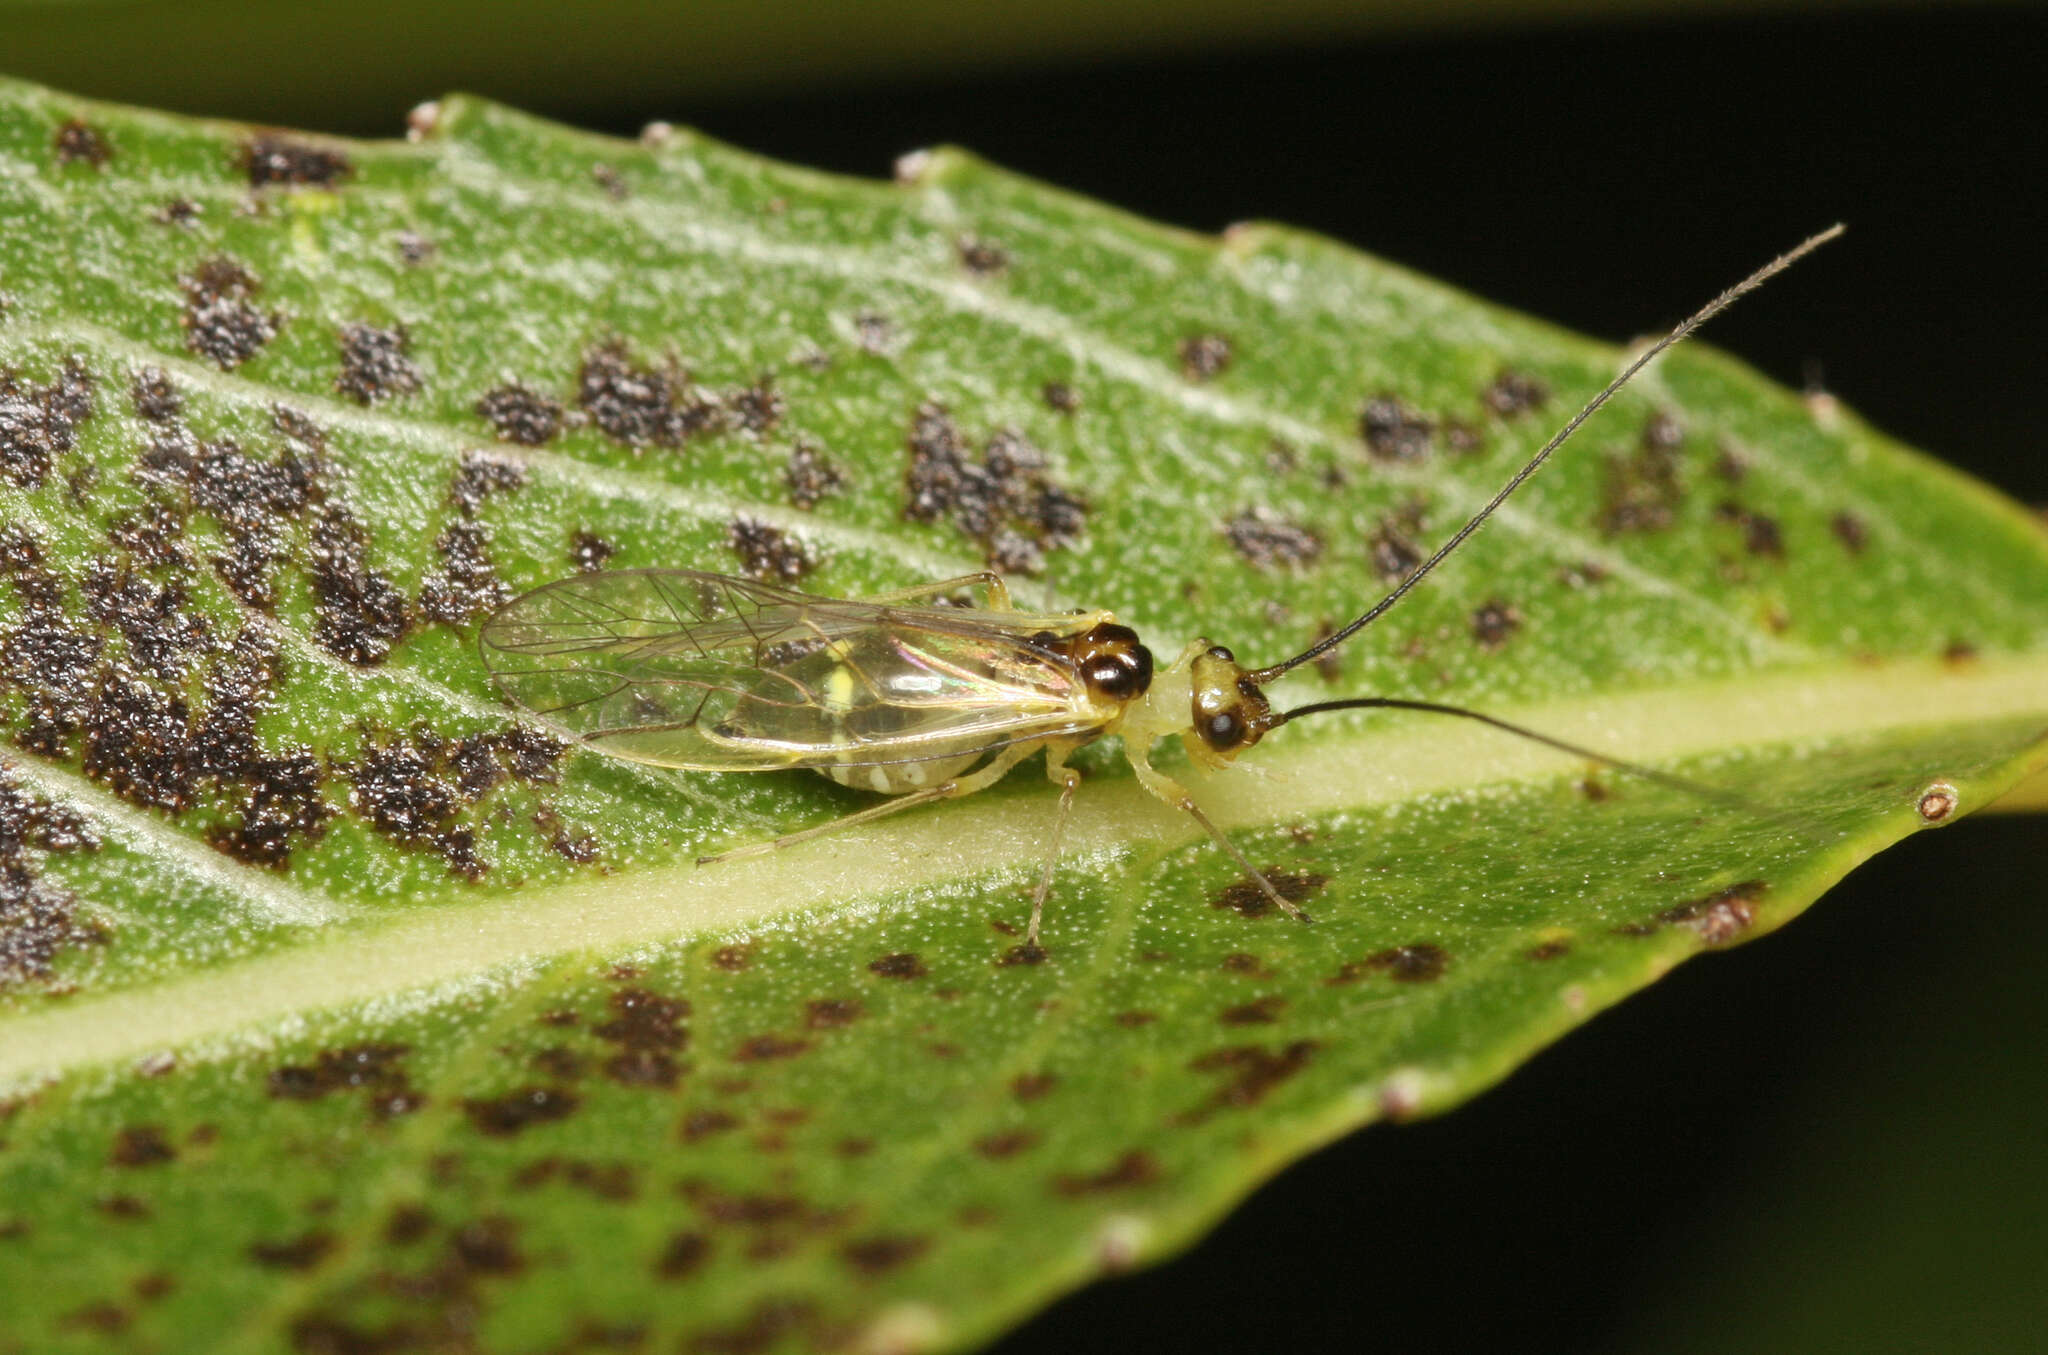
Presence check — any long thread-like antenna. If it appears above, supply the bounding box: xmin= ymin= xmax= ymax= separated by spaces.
xmin=1247 ymin=224 xmax=1845 ymax=685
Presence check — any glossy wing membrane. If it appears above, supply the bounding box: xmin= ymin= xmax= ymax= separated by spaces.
xmin=480 ymin=570 xmax=1105 ymax=769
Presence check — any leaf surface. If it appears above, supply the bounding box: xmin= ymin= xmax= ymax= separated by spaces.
xmin=2 ymin=80 xmax=2046 ymax=1354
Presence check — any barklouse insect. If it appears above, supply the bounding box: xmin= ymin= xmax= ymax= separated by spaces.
xmin=483 ymin=227 xmax=1842 ymax=944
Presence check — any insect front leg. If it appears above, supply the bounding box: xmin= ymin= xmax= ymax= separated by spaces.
xmin=1023 ymin=741 xmax=1086 ymax=948
xmin=696 ymin=739 xmax=1045 ymax=865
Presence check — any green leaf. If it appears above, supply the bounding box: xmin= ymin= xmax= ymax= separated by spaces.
xmin=2 ymin=78 xmax=2044 ymax=1353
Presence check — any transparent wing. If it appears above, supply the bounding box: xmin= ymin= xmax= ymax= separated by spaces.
xmin=479 ymin=569 xmax=1104 ymax=769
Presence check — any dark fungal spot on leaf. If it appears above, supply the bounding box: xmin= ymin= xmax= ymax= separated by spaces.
xmin=1219 ymin=995 xmax=1287 ymax=1026
xmin=595 ymin=986 xmax=690 ymax=1088
xmin=783 ymin=441 xmax=846 ymax=510
xmin=249 ymin=1231 xmax=336 ymax=1271
xmin=656 ymin=1231 xmax=711 ymax=1280
xmin=110 ymin=1125 xmax=176 ymax=1167
xmin=179 ymin=258 xmax=279 ymax=370
xmin=685 ymin=1297 xmax=822 ymax=1355
xmin=1224 ymin=508 xmax=1321 ymax=570
xmin=449 ymin=1215 xmax=525 ymax=1275
xmin=957 ymin=235 xmax=1008 ymax=274
xmin=1178 ymin=333 xmax=1233 ymax=382
xmin=530 ymin=1046 xmax=585 ymax=1081
xmin=732 ymin=1034 xmax=810 ymax=1062
xmin=841 ymin=1235 xmax=930 ymax=1277
xmin=1053 ymin=1150 xmax=1159 ymax=1197
xmin=475 ymin=383 xmax=562 ymax=446
xmin=725 ymin=516 xmax=812 ymax=583
xmin=417 ymin=521 xmax=510 ymax=625
xmin=1042 ymin=380 xmax=1079 ymax=413
xmin=310 ymin=504 xmax=410 ymax=665
xmin=1 ymin=762 xmax=105 ymax=985
xmin=902 ymin=404 xmax=1086 ymax=573
xmin=727 ymin=376 xmax=784 ymax=434
xmin=1716 ymin=501 xmax=1785 ymax=559
xmin=1659 ymin=880 xmax=1764 ymax=945
xmin=448 ymin=450 xmax=526 ymax=517
xmin=1714 ymin=447 xmax=1750 ymax=483
xmin=852 ymin=311 xmax=895 ymax=355
xmin=61 ymin=1303 xmax=131 ymax=1335
xmin=268 ymin=1043 xmax=414 ymax=1104
xmin=1528 ymin=939 xmax=1572 ymax=961
xmin=1361 ymin=396 xmax=1434 ymax=463
xmin=570 ymin=530 xmax=617 ymax=572
xmin=129 ymin=367 xmax=181 ymax=423
xmin=1213 ymin=868 xmax=1326 ymax=919
xmin=385 ymin=1204 xmax=434 ymax=1246
xmin=974 ymin=1129 xmax=1040 ymax=1160
xmin=1831 ymin=511 xmax=1869 ymax=554
xmin=1471 ymin=598 xmax=1522 ymax=650
xmin=96 ymin=1194 xmax=151 ymax=1220
xmin=805 ymin=998 xmax=861 ymax=1029
xmin=1329 ymin=943 xmax=1449 ymax=984
xmin=1559 ymin=559 xmax=1610 ymax=589
xmin=1598 ymin=442 xmax=1686 ymax=536
xmin=54 ymin=119 xmax=112 ymax=168
xmin=1011 ymin=1072 xmax=1057 ymax=1101
xmin=335 ymin=324 xmax=423 ymax=405
xmin=999 ymin=941 xmax=1048 ymax=967
xmin=1113 ymin=1010 xmax=1157 ymax=1028
xmin=153 ymin=198 xmax=200 ymax=228
xmin=347 ymin=737 xmax=483 ymax=878
xmin=1482 ymin=369 xmax=1548 ymax=418
xmin=463 ymin=1086 xmax=580 ymax=1136
xmin=868 ymin=951 xmax=926 ymax=980
xmin=395 ymin=230 xmax=435 ymax=266
xmin=1369 ymin=519 xmax=1423 ymax=582
xmin=577 ymin=340 xmax=721 ymax=447
xmin=132 ymin=1272 xmax=175 ymax=1303
xmin=0 ymin=356 xmax=95 ymax=490
xmin=708 ymin=943 xmax=750 ymax=972
xmin=680 ymin=1108 xmax=738 ymax=1142
xmin=1180 ymin=1040 xmax=1319 ymax=1122
xmin=243 ymin=134 xmax=350 ymax=189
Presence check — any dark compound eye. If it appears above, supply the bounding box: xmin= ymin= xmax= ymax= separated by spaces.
xmin=1203 ymin=710 xmax=1246 ymax=749
xmin=1088 ymin=657 xmax=1141 ymax=699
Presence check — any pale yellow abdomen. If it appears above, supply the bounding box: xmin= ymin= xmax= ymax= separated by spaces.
xmin=819 ymin=752 xmax=980 ymax=795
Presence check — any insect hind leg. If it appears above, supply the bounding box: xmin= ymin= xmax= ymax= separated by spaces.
xmin=697 ymin=739 xmax=1044 ymax=866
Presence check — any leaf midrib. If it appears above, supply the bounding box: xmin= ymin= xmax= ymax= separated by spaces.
xmin=4 ymin=653 xmax=2042 ymax=1093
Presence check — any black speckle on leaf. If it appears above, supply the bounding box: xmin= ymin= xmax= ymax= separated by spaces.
xmin=868 ymin=952 xmax=927 ymax=980
xmin=54 ymin=119 xmax=112 ymax=168
xmin=1471 ymin=598 xmax=1522 ymax=650
xmin=243 ymin=134 xmax=351 ymax=189
xmin=109 ymin=1125 xmax=176 ymax=1168
xmin=1224 ymin=508 xmax=1321 ymax=570
xmin=1180 ymin=1040 xmax=1319 ymax=1122
xmin=475 ymin=384 xmax=563 ymax=446
xmin=1052 ymin=1150 xmax=1159 ymax=1197
xmin=1482 ymin=369 xmax=1548 ymax=418
xmin=570 ymin=530 xmax=617 ymax=572
xmin=1212 ymin=868 xmax=1326 ymax=919
xmin=1361 ymin=396 xmax=1434 ymax=463
xmin=335 ymin=324 xmax=422 ymax=405
xmin=462 ymin=1086 xmax=580 ymax=1137
xmin=577 ymin=340 xmax=721 ymax=447
xmin=1658 ymin=880 xmax=1765 ymax=945
xmin=783 ymin=441 xmax=846 ymax=510
xmin=1328 ymin=943 xmax=1449 ymax=984
xmin=957 ymin=236 xmax=1008 ymax=274
xmin=179 ymin=258 xmax=279 ymax=370
xmin=726 ymin=516 xmax=813 ymax=583
xmin=1178 ymin=333 xmax=1233 ymax=382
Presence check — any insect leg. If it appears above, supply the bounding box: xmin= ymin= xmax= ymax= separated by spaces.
xmin=1024 ymin=742 xmax=1085 ymax=947
xmin=1122 ymin=743 xmax=1311 ymax=923
xmin=860 ymin=572 xmax=1014 ymax=610
xmin=696 ymin=739 xmax=1047 ymax=865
